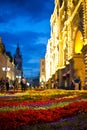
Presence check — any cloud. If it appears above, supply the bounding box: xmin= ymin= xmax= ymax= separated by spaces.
xmin=0 ymin=30 xmax=48 ymax=53
xmin=0 ymin=0 xmax=54 ymax=23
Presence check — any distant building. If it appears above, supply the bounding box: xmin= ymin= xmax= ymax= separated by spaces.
xmin=40 ymin=58 xmax=45 ymax=87
xmin=33 ymin=77 xmax=39 ymax=87
xmin=27 ymin=76 xmax=39 ymax=88
xmin=14 ymin=44 xmax=23 ymax=81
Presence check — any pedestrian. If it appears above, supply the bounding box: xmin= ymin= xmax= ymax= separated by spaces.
xmin=0 ymin=77 xmax=5 ymax=93
xmin=20 ymin=77 xmax=27 ymax=91
xmin=78 ymin=77 xmax=81 ymax=90
xmin=6 ymin=77 xmax=9 ymax=92
xmin=74 ymin=76 xmax=80 ymax=90
xmin=71 ymin=78 xmax=75 ymax=90
xmin=13 ymin=78 xmax=19 ymax=91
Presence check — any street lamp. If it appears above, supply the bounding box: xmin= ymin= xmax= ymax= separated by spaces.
xmin=2 ymin=67 xmax=10 ymax=79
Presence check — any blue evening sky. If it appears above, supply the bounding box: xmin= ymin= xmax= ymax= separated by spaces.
xmin=0 ymin=0 xmax=54 ymax=78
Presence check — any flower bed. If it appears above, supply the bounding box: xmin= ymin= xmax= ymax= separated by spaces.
xmin=0 ymin=89 xmax=87 ymax=130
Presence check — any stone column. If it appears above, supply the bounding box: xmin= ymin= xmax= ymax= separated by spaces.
xmin=58 ymin=39 xmax=64 ymax=88
xmin=82 ymin=45 xmax=87 ymax=88
xmin=82 ymin=0 xmax=87 ymax=88
xmin=82 ymin=0 xmax=87 ymax=40
xmin=67 ymin=0 xmax=74 ymax=60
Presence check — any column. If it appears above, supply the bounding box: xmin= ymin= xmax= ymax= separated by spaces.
xmin=82 ymin=0 xmax=87 ymax=88
xmin=67 ymin=0 xmax=74 ymax=60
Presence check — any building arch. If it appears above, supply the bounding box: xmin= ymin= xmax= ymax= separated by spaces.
xmin=73 ymin=3 xmax=84 ymax=55
xmin=74 ymin=30 xmax=83 ymax=54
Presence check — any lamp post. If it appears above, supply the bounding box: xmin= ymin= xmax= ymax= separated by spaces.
xmin=2 ymin=67 xmax=10 ymax=79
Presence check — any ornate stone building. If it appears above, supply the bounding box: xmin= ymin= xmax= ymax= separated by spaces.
xmin=45 ymin=0 xmax=87 ymax=89
xmin=0 ymin=37 xmax=15 ymax=80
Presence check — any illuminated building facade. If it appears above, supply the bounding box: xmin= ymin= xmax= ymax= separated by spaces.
xmin=0 ymin=38 xmax=15 ymax=80
xmin=45 ymin=0 xmax=87 ymax=89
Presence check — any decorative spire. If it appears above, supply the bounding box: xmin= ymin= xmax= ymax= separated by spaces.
xmin=14 ymin=43 xmax=22 ymax=69
xmin=0 ymin=37 xmax=4 ymax=54
xmin=16 ymin=43 xmax=20 ymax=55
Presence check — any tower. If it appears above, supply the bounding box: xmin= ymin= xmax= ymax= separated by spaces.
xmin=14 ymin=44 xmax=23 ymax=79
xmin=14 ymin=44 xmax=22 ymax=70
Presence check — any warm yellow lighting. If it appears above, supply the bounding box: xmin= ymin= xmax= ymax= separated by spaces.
xmin=75 ymin=30 xmax=83 ymax=54
xmin=40 ymin=76 xmax=45 ymax=83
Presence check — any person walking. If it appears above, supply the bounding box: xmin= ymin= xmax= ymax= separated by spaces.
xmin=71 ymin=78 xmax=75 ymax=90
xmin=6 ymin=77 xmax=10 ymax=92
xmin=0 ymin=77 xmax=5 ymax=93
xmin=13 ymin=78 xmax=19 ymax=91
xmin=20 ymin=77 xmax=27 ymax=91
xmin=74 ymin=76 xmax=81 ymax=90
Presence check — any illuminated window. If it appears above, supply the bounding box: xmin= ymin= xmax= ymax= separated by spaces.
xmin=75 ymin=30 xmax=83 ymax=54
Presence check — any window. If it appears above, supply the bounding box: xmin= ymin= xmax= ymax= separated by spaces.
xmin=59 ymin=0 xmax=63 ymax=8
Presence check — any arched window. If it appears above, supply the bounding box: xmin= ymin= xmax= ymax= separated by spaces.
xmin=59 ymin=0 xmax=63 ymax=8
xmin=74 ymin=30 xmax=83 ymax=54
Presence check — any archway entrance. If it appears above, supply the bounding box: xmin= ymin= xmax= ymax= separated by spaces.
xmin=74 ymin=30 xmax=85 ymax=89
